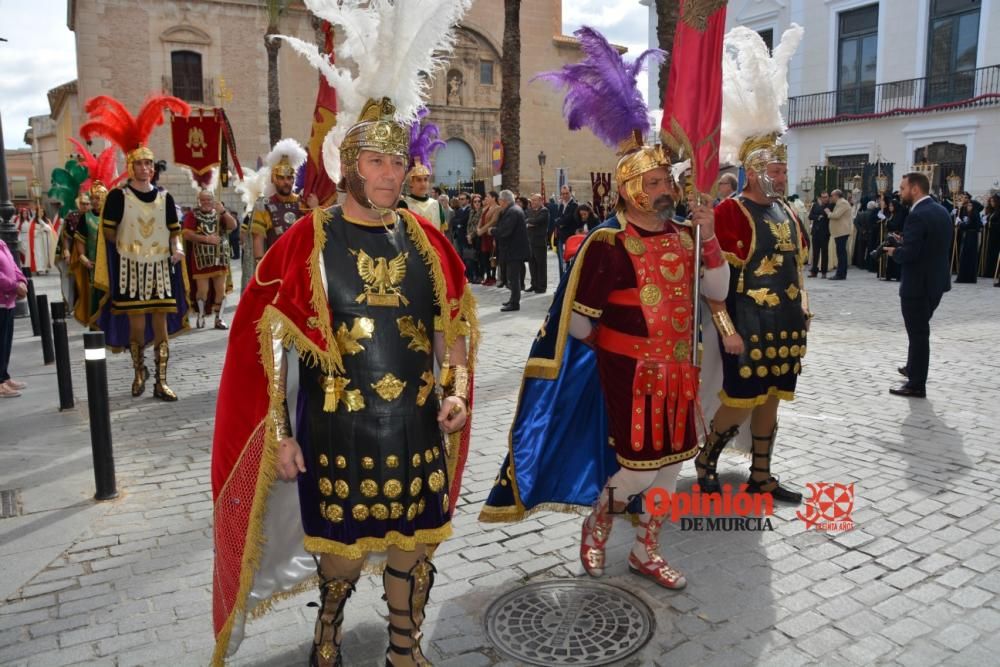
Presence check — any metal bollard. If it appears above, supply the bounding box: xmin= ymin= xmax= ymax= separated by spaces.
xmin=25 ymin=272 xmax=40 ymax=336
xmin=51 ymin=301 xmax=74 ymax=410
xmin=84 ymin=332 xmax=117 ymax=500
xmin=36 ymin=293 xmax=54 ymax=364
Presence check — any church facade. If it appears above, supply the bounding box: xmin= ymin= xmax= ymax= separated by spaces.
xmin=41 ymin=0 xmax=622 ymax=209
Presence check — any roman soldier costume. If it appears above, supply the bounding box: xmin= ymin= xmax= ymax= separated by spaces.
xmin=480 ymin=28 xmax=730 ymax=590
xmin=80 ymin=94 xmax=191 ymax=400
xmin=211 ymin=1 xmax=476 ymax=665
xmin=249 ymin=139 xmax=308 ymax=247
xmin=65 ymin=140 xmax=126 ymax=327
xmin=181 ymin=168 xmax=234 ymax=329
xmin=48 ymin=157 xmax=90 ymax=311
xmin=402 ymin=108 xmax=446 ymax=230
xmin=695 ymin=26 xmax=809 ymax=503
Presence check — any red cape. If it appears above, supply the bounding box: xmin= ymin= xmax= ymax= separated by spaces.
xmin=210 ymin=208 xmax=477 ymax=664
xmin=715 ymin=197 xmax=809 ymax=266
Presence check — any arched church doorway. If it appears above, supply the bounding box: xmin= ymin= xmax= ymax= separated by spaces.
xmin=434 ymin=138 xmax=475 ymax=192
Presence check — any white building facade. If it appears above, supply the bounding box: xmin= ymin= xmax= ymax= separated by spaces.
xmin=646 ymin=0 xmax=1000 ymax=199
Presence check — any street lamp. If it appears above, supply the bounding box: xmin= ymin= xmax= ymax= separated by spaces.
xmin=538 ymin=150 xmax=547 ymax=200
xmin=947 ymin=171 xmax=962 ymax=201
xmin=947 ymin=171 xmax=963 ymax=271
xmin=799 ymin=173 xmax=814 ymax=205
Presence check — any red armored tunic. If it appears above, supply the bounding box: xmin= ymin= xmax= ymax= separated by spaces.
xmin=573 ymin=221 xmax=701 ymax=469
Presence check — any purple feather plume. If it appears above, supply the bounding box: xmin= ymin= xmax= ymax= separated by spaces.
xmin=409 ymin=107 xmax=446 ymax=170
xmin=294 ymin=161 xmax=306 ymax=191
xmin=533 ymin=26 xmax=664 ymax=149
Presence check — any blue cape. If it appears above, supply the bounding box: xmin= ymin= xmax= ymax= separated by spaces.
xmin=479 ymin=215 xmax=626 ymax=522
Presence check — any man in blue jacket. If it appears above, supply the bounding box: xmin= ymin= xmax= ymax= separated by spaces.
xmin=886 ymin=172 xmax=952 ymax=398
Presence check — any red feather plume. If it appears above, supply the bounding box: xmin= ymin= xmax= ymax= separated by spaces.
xmin=68 ymin=138 xmax=126 ymax=192
xmin=80 ymin=94 xmax=190 ymax=154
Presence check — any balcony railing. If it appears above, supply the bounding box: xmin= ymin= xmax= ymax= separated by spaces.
xmin=788 ymin=64 xmax=1000 ymax=128
xmin=160 ymin=76 xmax=215 ymax=105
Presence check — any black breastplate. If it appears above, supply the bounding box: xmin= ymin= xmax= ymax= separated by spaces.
xmin=728 ymin=199 xmax=807 ymax=348
xmin=300 ymin=208 xmax=437 ymax=418
xmin=265 ymin=199 xmax=303 ymax=248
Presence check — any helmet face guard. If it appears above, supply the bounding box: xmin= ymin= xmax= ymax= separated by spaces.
xmin=339 ymin=99 xmax=410 ymax=213
xmin=615 ymin=144 xmax=674 ymax=214
xmin=740 ymin=134 xmax=787 ymax=200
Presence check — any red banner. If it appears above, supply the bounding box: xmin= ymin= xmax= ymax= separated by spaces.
xmin=302 ymin=21 xmax=339 ymax=207
xmin=171 ymin=110 xmax=222 ymax=184
xmin=661 ymin=0 xmax=727 ymax=197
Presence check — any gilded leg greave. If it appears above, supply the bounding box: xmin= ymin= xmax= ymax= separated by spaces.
xmin=383 ymin=559 xmax=436 ymax=666
xmin=152 ymin=341 xmax=177 ymax=401
xmin=129 ymin=342 xmax=148 ymax=397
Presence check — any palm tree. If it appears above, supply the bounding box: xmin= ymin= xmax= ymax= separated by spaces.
xmin=263 ymin=0 xmax=289 ymax=147
xmin=655 ymin=0 xmax=680 ymax=105
xmin=500 ymin=0 xmax=521 ymax=191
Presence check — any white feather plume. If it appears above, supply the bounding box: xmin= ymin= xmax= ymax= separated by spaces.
xmin=182 ymin=166 xmax=219 ymax=194
xmin=234 ymin=167 xmax=268 ymax=216
xmin=264 ymin=138 xmax=308 ymax=171
xmin=720 ymin=24 xmax=804 ymax=165
xmin=277 ymin=0 xmax=472 ymax=181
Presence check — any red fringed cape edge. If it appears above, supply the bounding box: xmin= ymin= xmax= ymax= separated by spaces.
xmin=209 ymin=207 xmax=478 ymax=665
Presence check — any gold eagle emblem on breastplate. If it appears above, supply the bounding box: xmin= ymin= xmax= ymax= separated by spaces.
xmin=766 ymin=220 xmax=796 ymax=252
xmin=138 ymin=216 xmax=156 ymax=239
xmin=351 ymin=249 xmax=410 ymax=307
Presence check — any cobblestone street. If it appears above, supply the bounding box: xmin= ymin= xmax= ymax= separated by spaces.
xmin=2 ymin=256 xmax=1000 ymax=667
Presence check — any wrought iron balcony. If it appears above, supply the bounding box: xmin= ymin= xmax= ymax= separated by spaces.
xmin=788 ymin=64 xmax=1000 ymax=128
xmin=160 ymin=76 xmax=215 ymax=105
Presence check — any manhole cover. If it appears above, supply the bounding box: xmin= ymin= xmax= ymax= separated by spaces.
xmin=485 ymin=580 xmax=654 ymax=666
xmin=1 ymin=489 xmax=22 ymax=518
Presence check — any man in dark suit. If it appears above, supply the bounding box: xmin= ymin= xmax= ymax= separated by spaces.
xmin=449 ymin=192 xmax=473 ymax=278
xmin=525 ymin=193 xmax=550 ymax=293
xmin=886 ymin=172 xmax=952 ymax=397
xmin=808 ymin=192 xmax=831 ymax=277
xmin=493 ymin=190 xmax=529 ymax=311
xmin=554 ymin=185 xmax=579 ymax=277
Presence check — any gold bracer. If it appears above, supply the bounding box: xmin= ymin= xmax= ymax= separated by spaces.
xmin=271 ymin=404 xmax=291 ymax=441
xmin=712 ymin=310 xmax=737 ymax=338
xmin=442 ymin=364 xmax=469 ymax=402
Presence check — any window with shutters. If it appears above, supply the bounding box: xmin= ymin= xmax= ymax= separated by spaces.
xmin=837 ymin=4 xmax=879 ymax=115
xmin=925 ymin=0 xmax=981 ymax=105
xmin=171 ymin=50 xmax=204 ymax=103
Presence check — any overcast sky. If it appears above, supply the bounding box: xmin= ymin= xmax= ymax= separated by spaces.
xmin=0 ymin=0 xmax=648 ymax=150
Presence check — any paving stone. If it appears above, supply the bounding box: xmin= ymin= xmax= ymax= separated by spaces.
xmin=948 ymin=586 xmax=993 ymax=609
xmin=797 ymin=626 xmax=850 ymax=658
xmin=895 ymin=638 xmax=955 ymax=667
xmin=775 ymin=610 xmax=827 ymax=638
xmin=882 ymin=617 xmax=934 ymax=645
xmin=933 ymin=622 xmax=980 ymax=652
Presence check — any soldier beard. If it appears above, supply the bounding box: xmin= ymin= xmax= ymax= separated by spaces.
xmin=654 ymin=194 xmax=676 ymax=221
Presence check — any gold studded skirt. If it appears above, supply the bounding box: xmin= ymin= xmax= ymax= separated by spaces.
xmin=295 ymin=394 xmax=453 ymax=559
